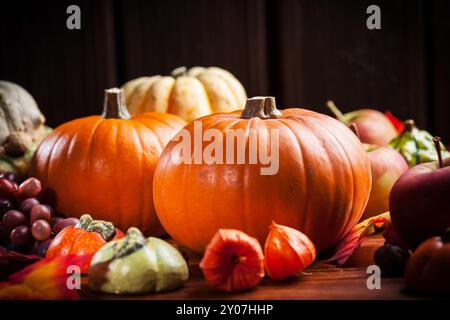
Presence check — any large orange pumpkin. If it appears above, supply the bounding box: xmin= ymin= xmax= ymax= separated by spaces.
xmin=31 ymin=88 xmax=186 ymax=235
xmin=154 ymin=96 xmax=372 ymax=253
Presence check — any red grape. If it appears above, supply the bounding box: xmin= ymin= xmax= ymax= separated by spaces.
xmin=16 ymin=177 xmax=41 ymax=201
xmin=0 ymin=178 xmax=17 ymax=201
xmin=31 ymin=219 xmax=51 ymax=241
xmin=43 ymin=204 xmax=54 ymax=215
xmin=0 ymin=172 xmax=20 ymax=184
xmin=10 ymin=225 xmax=31 ymax=246
xmin=2 ymin=210 xmax=26 ymax=230
xmin=0 ymin=199 xmax=14 ymax=216
xmin=374 ymin=244 xmax=410 ymax=276
xmin=53 ymin=217 xmax=79 ymax=234
xmin=33 ymin=238 xmax=53 ymax=257
xmin=30 ymin=204 xmax=52 ymax=223
xmin=19 ymin=197 xmax=40 ymax=218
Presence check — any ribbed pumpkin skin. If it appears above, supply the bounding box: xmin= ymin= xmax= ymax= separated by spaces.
xmin=122 ymin=66 xmax=247 ymax=122
xmin=154 ymin=108 xmax=372 ymax=253
xmin=31 ymin=112 xmax=186 ymax=235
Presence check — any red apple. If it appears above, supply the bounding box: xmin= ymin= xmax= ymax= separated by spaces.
xmin=360 ymin=146 xmax=408 ymax=221
xmin=326 ymin=101 xmax=398 ymax=146
xmin=390 ymin=138 xmax=450 ymax=249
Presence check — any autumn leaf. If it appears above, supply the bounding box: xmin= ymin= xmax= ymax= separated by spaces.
xmin=326 ymin=212 xmax=390 ymax=265
xmin=0 ymin=246 xmax=42 ymax=280
xmin=0 ymin=254 xmax=92 ymax=300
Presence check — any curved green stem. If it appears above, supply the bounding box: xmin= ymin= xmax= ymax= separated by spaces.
xmin=326 ymin=100 xmax=346 ymax=124
xmin=433 ymin=136 xmax=443 ymax=168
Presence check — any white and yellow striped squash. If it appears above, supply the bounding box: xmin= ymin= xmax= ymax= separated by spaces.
xmin=122 ymin=66 xmax=247 ymax=122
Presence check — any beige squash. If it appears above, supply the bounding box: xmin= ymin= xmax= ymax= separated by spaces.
xmin=0 ymin=81 xmax=51 ymax=178
xmin=122 ymin=66 xmax=247 ymax=122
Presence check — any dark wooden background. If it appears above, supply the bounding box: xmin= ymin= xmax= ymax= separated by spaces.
xmin=1 ymin=0 xmax=449 ymax=140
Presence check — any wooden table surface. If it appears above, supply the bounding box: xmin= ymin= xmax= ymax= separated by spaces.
xmin=80 ymin=235 xmax=424 ymax=300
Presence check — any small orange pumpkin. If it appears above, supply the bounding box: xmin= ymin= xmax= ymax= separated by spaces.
xmin=154 ymin=96 xmax=372 ymax=253
xmin=46 ymin=214 xmax=124 ymax=273
xmin=31 ymin=88 xmax=186 ymax=235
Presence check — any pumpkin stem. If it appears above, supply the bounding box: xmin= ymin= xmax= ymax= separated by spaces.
xmin=433 ymin=136 xmax=443 ymax=169
xmin=241 ymin=96 xmax=281 ymax=119
xmin=264 ymin=97 xmax=282 ymax=119
xmin=171 ymin=66 xmax=188 ymax=78
xmin=77 ymin=214 xmax=93 ymax=228
xmin=349 ymin=123 xmax=361 ymax=140
xmin=112 ymin=227 xmax=146 ymax=259
xmin=404 ymin=119 xmax=415 ymax=133
xmin=102 ymin=88 xmax=131 ymax=120
xmin=76 ymin=214 xmax=116 ymax=241
xmin=326 ymin=100 xmax=347 ymax=124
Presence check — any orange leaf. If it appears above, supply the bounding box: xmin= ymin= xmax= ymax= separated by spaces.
xmin=326 ymin=212 xmax=390 ymax=265
xmin=0 ymin=254 xmax=92 ymax=300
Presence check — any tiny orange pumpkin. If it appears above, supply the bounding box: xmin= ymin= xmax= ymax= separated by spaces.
xmin=46 ymin=214 xmax=124 ymax=273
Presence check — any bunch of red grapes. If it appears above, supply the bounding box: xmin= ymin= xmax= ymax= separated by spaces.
xmin=0 ymin=172 xmax=78 ymax=257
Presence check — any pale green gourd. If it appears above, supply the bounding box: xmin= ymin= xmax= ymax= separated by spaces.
xmin=88 ymin=227 xmax=189 ymax=294
xmin=389 ymin=119 xmax=450 ymax=166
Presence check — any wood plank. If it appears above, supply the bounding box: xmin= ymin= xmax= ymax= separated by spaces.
xmin=2 ymin=0 xmax=442 ymax=141
xmin=272 ymin=0 xmax=428 ymax=129
xmin=0 ymin=0 xmax=118 ymax=127
xmin=115 ymin=0 xmax=270 ymax=96
xmin=426 ymin=0 xmax=450 ymax=141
